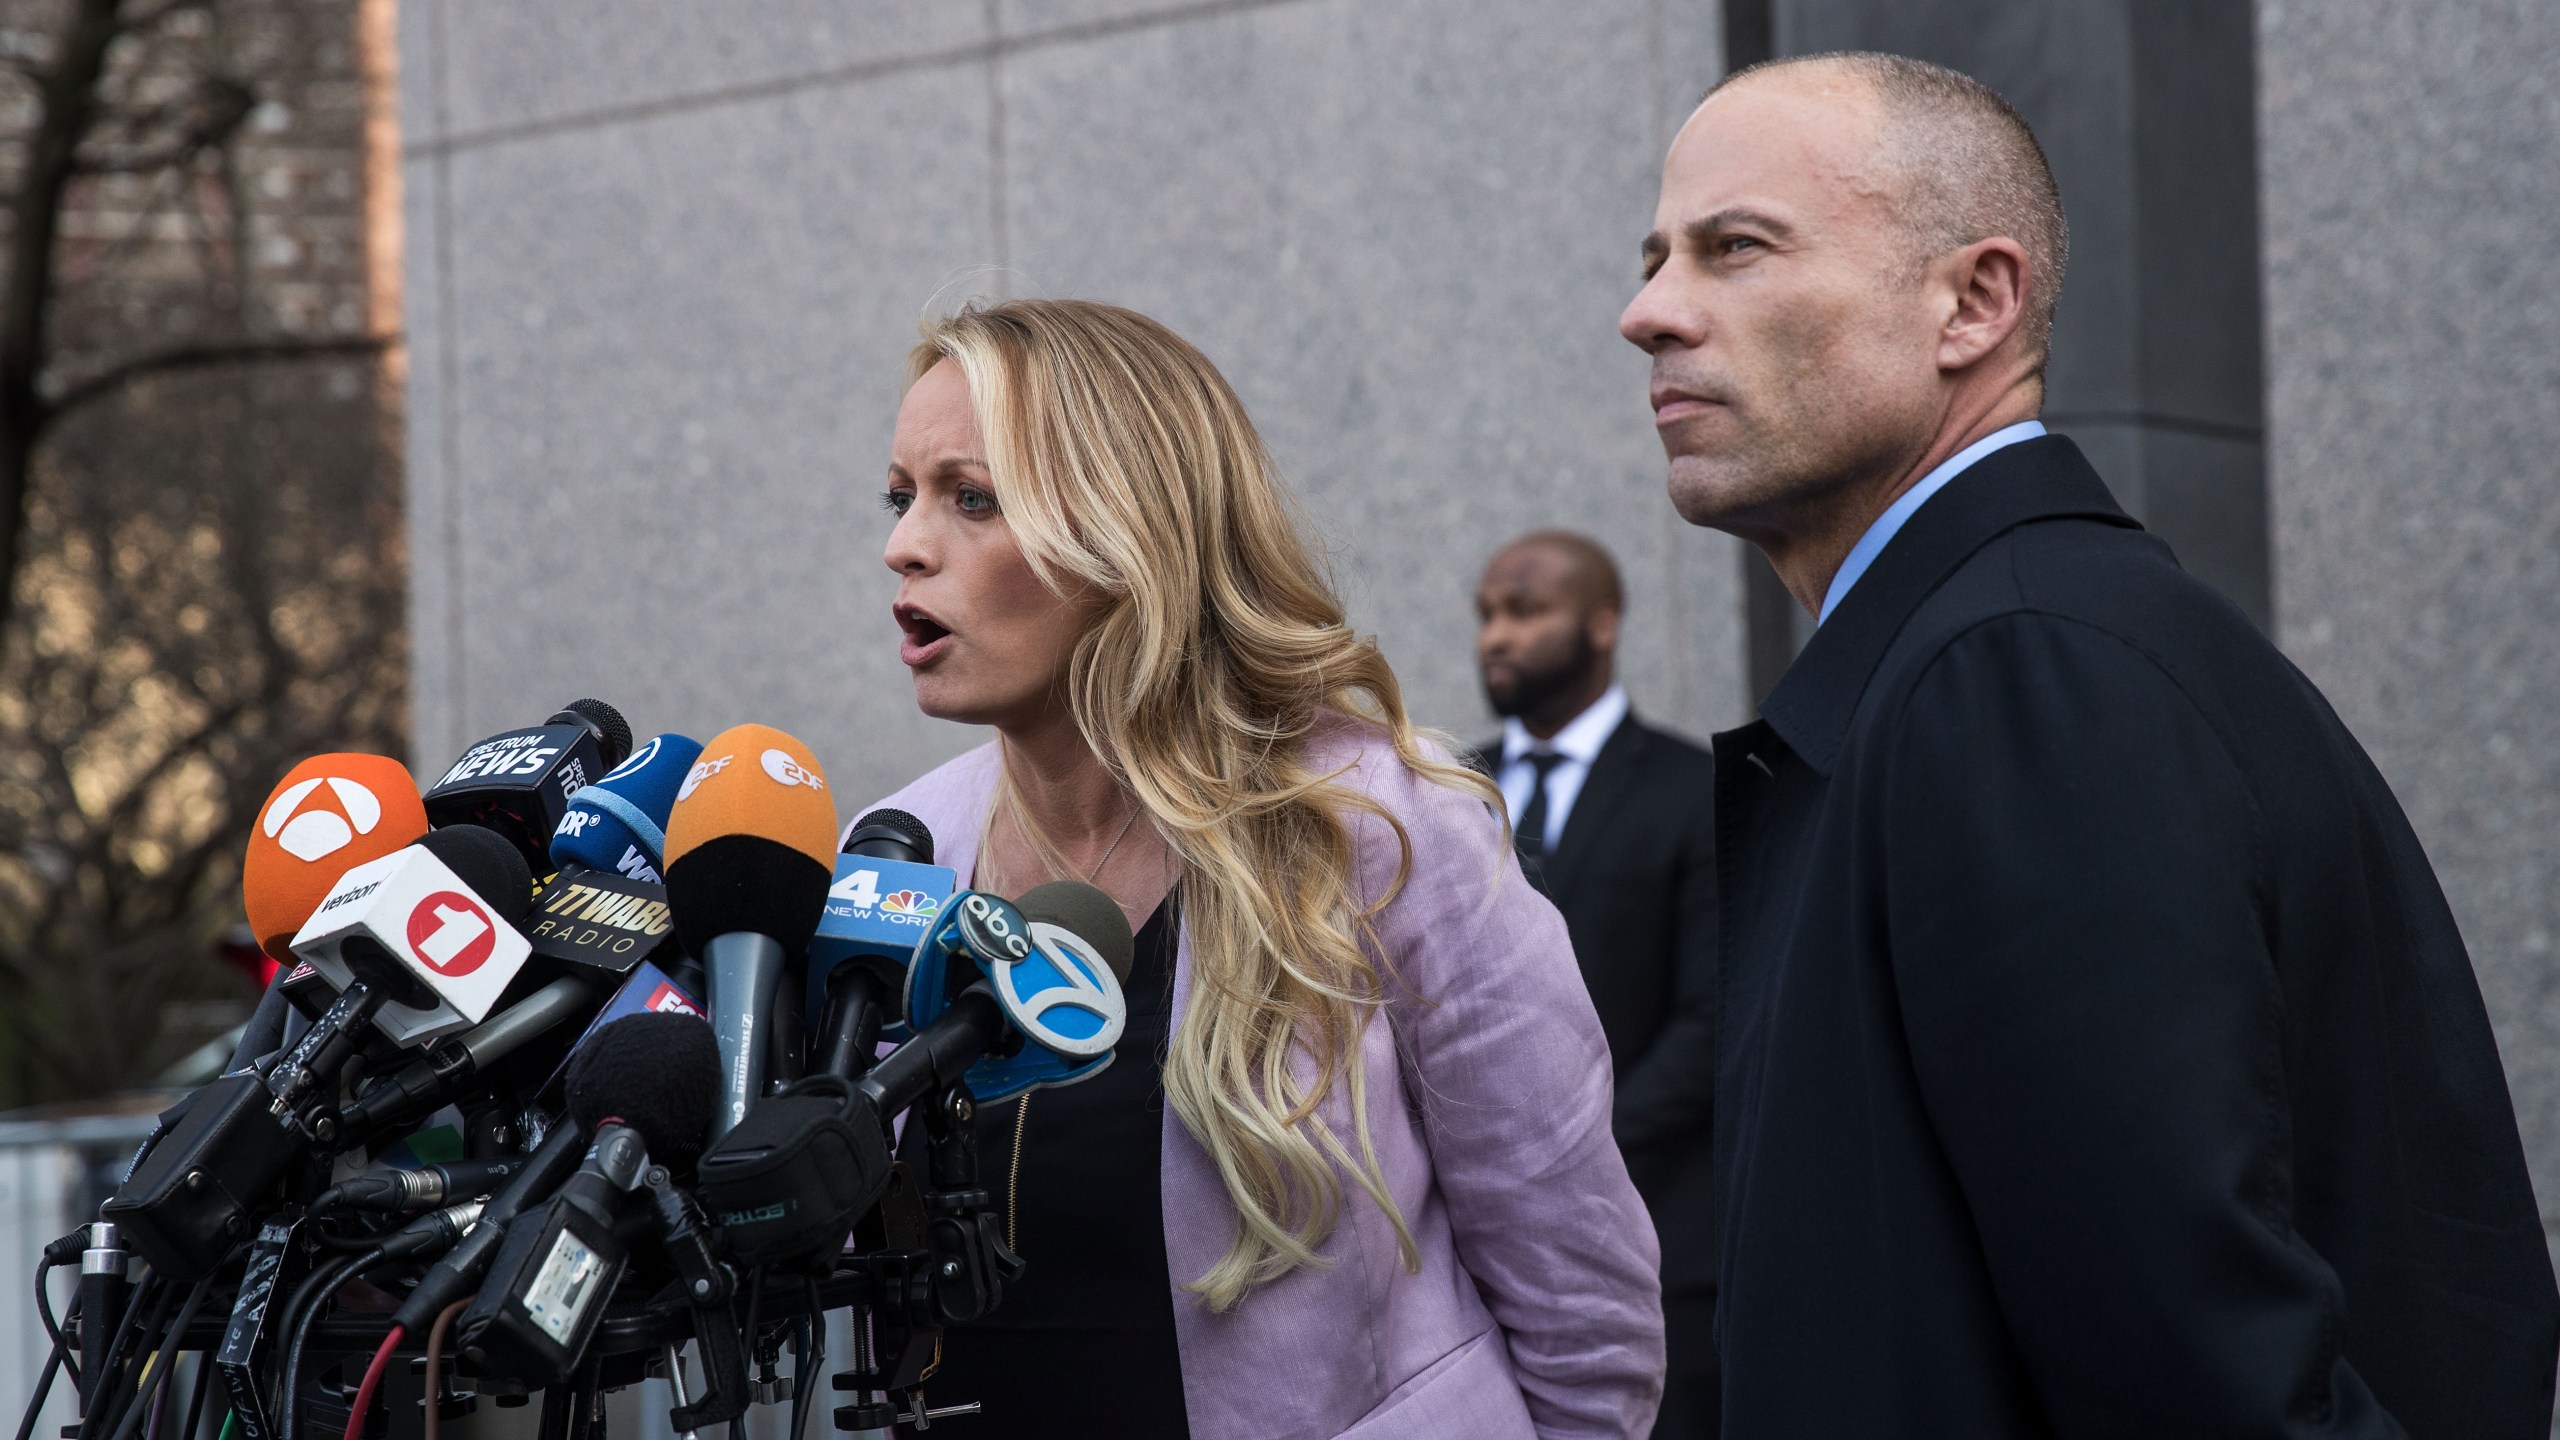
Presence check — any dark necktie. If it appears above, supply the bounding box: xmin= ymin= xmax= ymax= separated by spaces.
xmin=1514 ymin=751 xmax=1568 ymax=868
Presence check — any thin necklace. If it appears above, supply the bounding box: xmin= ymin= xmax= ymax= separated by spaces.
xmin=1009 ymin=796 xmax=1141 ymax=1258
xmin=1082 ymin=801 xmax=1143 ymax=884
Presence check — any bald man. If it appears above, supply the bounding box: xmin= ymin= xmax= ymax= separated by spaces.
xmin=1621 ymin=52 xmax=2556 ymax=1437
xmin=1468 ymin=531 xmax=1722 ymax=1436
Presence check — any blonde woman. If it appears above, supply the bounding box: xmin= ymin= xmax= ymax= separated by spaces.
xmin=866 ymin=299 xmax=1661 ymax=1440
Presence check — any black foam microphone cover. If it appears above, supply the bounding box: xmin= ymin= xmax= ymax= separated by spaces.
xmin=417 ymin=823 xmax=536 ymax=922
xmin=843 ymin=808 xmax=934 ymax=864
xmin=550 ymin=698 xmax=633 ymax=771
xmin=565 ymin=1012 xmax=720 ymax=1166
xmin=665 ymin=833 xmax=833 ymax=960
xmin=1016 ymin=880 xmax=1138 ymax=984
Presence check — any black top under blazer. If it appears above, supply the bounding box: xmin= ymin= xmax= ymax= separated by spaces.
xmin=1469 ymin=714 xmax=1720 ymax=1303
xmin=1710 ymin=435 xmax=2558 ymax=1437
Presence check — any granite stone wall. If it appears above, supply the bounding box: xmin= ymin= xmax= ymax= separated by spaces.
xmin=398 ymin=0 xmax=1747 ymax=809
xmin=2259 ymin=0 xmax=2560 ymax=1266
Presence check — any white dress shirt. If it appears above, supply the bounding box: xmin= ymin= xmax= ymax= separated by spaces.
xmin=1497 ymin=683 xmax=1630 ymax=854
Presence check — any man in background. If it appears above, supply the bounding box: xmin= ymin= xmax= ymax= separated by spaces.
xmin=1469 ymin=531 xmax=1720 ymax=1438
xmin=1621 ymin=50 xmax=2557 ymax=1435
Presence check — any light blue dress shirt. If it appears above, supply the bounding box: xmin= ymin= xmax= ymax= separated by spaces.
xmin=1817 ymin=421 xmax=2048 ymax=625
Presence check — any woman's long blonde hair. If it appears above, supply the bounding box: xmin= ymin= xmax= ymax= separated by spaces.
xmin=906 ymin=299 xmax=1493 ymax=1311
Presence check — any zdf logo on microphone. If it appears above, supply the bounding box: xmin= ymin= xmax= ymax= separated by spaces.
xmin=407 ymin=891 xmax=497 ymax=976
xmin=262 ymin=775 xmax=388 ymax=862
xmin=761 ymin=749 xmax=824 ymax=790
xmin=676 ymin=754 xmax=732 ymax=801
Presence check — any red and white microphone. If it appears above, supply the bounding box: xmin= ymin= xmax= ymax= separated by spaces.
xmin=290 ymin=824 xmax=538 ymax=1047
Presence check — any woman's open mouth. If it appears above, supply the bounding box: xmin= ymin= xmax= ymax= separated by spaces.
xmin=895 ymin=604 xmax=953 ymax=667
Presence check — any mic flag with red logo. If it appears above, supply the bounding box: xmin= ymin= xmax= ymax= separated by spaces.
xmin=290 ymin=839 xmax=536 ymax=1046
xmin=243 ymin=753 xmax=431 ymax=961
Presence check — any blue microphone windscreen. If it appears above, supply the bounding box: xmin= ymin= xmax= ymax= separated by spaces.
xmin=548 ymin=732 xmax=703 ymax=882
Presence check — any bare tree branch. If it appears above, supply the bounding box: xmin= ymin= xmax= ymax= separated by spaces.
xmin=44 ymin=332 xmax=395 ymax=421
xmin=0 ymin=0 xmax=129 ymax=641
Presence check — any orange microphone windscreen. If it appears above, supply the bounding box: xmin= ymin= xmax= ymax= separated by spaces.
xmin=662 ymin=725 xmax=838 ymax=958
xmin=243 ymin=753 xmax=430 ymax=961
xmin=662 ymin=725 xmax=838 ymax=872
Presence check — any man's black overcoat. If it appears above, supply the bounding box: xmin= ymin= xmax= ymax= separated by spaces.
xmin=1711 ymin=435 xmax=2558 ymax=1437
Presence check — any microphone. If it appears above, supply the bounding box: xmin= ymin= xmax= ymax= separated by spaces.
xmin=98 ymin=831 xmax=528 ymax=1280
xmin=461 ymin=1012 xmax=721 ymax=1385
xmin=423 ymin=698 xmax=633 ymax=875
xmin=242 ymin=753 xmax=430 ymax=962
xmin=387 ymin=1117 xmax=589 ymax=1336
xmin=286 ymin=824 xmax=537 ymax=1050
xmin=699 ymin=883 xmax=1133 ymax=1271
xmin=549 ymin=731 xmax=702 ymax=884
xmin=812 ymin=809 xmax=956 ymax=1079
xmin=323 ymin=971 xmax=605 ymax=1146
xmin=662 ymin=724 xmax=839 ymax=1138
xmin=871 ymin=882 xmax=1135 ymax=1110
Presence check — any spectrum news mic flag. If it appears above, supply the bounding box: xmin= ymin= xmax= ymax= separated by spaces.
xmin=243 ymin=753 xmax=431 ymax=962
xmin=663 ymin=724 xmax=838 ymax=1138
xmin=424 ymin=698 xmax=633 ymax=875
xmin=549 ymin=731 xmax=703 ymax=884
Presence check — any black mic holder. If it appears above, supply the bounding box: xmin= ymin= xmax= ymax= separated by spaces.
xmin=60 ymin=1073 xmax=1030 ymax=1439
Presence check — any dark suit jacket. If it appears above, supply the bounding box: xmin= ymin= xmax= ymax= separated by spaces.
xmin=1711 ymin=435 xmax=2559 ymax=1437
xmin=1470 ymin=714 xmax=1719 ymax=1304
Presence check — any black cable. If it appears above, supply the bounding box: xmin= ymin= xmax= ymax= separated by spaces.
xmin=35 ymin=1255 xmax=80 ymax=1386
xmin=82 ymin=1274 xmax=172 ymax=1440
xmin=105 ymin=1275 xmax=215 ymax=1440
xmin=15 ymin=1320 xmax=72 ymax=1440
xmin=788 ymin=1300 xmax=824 ymax=1440
xmin=277 ymin=1248 xmax=381 ymax=1440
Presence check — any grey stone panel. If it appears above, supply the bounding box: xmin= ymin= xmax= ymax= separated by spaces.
xmin=401 ymin=152 xmax=461 ymax=772
xmin=996 ymin=0 xmax=1745 ymax=744
xmin=397 ymin=0 xmax=443 ymax=147
xmin=431 ymin=1 xmax=986 ymax=145
xmin=2260 ymin=0 xmax=2560 ymax=1263
xmin=2052 ymin=420 xmax=2268 ymax=632
xmin=418 ymin=66 xmax=1001 ymax=806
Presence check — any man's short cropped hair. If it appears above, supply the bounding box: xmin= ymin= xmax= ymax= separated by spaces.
xmin=1711 ymin=52 xmax=2071 ymax=370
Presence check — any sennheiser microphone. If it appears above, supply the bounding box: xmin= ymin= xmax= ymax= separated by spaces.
xmin=662 ymin=724 xmax=839 ymax=1138
xmin=549 ymin=731 xmax=701 ymax=884
xmin=460 ymin=1012 xmax=721 ymax=1384
xmin=813 ymin=809 xmax=955 ymax=1079
xmin=423 ymin=698 xmax=633 ymax=874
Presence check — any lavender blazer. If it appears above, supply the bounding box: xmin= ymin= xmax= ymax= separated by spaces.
xmin=867 ymin=719 xmax=1663 ymax=1440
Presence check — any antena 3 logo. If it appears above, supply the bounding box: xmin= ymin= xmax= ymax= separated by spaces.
xmin=760 ymin=749 xmax=823 ymax=790
xmin=677 ymin=754 xmax=733 ymax=801
xmin=262 ymin=775 xmax=387 ymax=862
